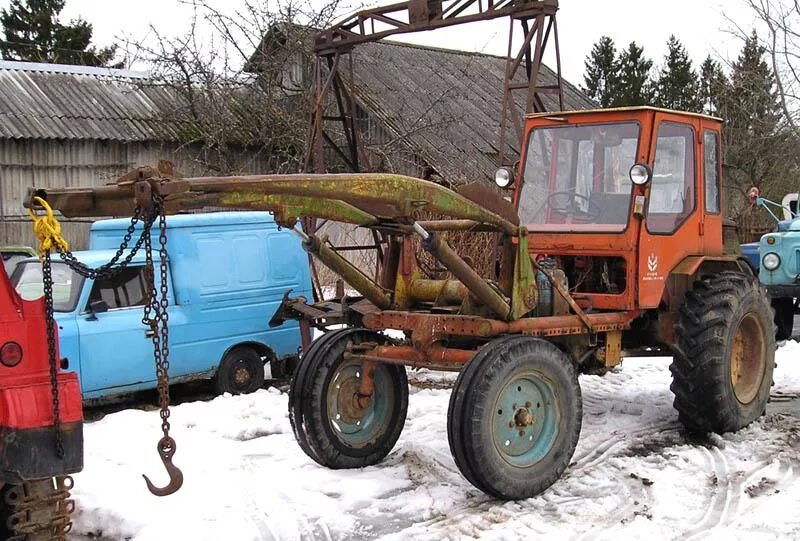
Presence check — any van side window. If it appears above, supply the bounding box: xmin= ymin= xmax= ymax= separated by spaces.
xmin=647 ymin=122 xmax=696 ymax=234
xmin=88 ymin=266 xmax=148 ymax=310
xmin=703 ymin=131 xmax=721 ymax=214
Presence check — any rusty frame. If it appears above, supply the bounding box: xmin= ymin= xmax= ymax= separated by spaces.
xmin=306 ymin=0 xmax=563 ymax=174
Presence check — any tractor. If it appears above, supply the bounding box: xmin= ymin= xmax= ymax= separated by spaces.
xmin=26 ymin=105 xmax=775 ymax=500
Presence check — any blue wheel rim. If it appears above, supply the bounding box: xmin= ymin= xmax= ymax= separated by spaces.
xmin=326 ymin=361 xmax=393 ymax=448
xmin=491 ymin=371 xmax=558 ymax=467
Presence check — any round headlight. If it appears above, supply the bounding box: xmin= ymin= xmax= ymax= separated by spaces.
xmin=494 ymin=167 xmax=513 ymax=188
xmin=763 ymin=252 xmax=781 ymax=271
xmin=629 ymin=163 xmax=652 ymax=186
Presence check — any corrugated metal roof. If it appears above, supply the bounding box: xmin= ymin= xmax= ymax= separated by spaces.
xmin=0 ymin=61 xmax=175 ymax=142
xmin=349 ymin=40 xmax=595 ymax=182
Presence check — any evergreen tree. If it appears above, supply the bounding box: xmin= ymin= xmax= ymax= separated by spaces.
xmin=655 ymin=36 xmax=702 ymax=112
xmin=0 ymin=0 xmax=117 ymax=66
xmin=612 ymin=42 xmax=654 ymax=107
xmin=582 ymin=36 xmax=618 ymax=108
xmin=721 ymin=31 xmax=797 ymax=223
xmin=699 ymin=55 xmax=728 ymax=116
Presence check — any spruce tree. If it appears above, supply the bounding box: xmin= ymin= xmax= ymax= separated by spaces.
xmin=0 ymin=0 xmax=117 ymax=66
xmin=655 ymin=36 xmax=702 ymax=112
xmin=612 ymin=42 xmax=654 ymax=107
xmin=722 ymin=31 xmax=796 ymax=222
xmin=582 ymin=36 xmax=618 ymax=108
xmin=699 ymin=55 xmax=728 ymax=116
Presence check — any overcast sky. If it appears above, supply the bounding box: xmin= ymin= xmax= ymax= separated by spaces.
xmin=3 ymin=0 xmax=757 ymax=84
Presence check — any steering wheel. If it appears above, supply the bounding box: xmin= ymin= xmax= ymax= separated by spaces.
xmin=545 ymin=191 xmax=602 ymax=222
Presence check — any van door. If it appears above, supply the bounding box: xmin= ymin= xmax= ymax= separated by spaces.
xmin=76 ymin=265 xmax=157 ymax=393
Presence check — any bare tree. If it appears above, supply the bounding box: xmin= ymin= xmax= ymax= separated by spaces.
xmin=736 ymin=0 xmax=800 ymax=137
xmin=121 ymin=0 xmax=345 ymax=175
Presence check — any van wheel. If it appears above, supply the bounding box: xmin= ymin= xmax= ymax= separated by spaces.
xmin=215 ymin=347 xmax=265 ymax=395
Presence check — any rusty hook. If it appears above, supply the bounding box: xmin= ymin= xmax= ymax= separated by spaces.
xmin=142 ymin=436 xmax=184 ymax=497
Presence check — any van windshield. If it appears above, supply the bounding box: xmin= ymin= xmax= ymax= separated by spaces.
xmin=11 ymin=261 xmax=83 ymax=312
xmin=518 ymin=122 xmax=640 ymax=232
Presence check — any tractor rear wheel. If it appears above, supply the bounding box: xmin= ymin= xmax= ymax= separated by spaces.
xmin=671 ymin=271 xmax=775 ymax=433
xmin=289 ymin=328 xmax=408 ymax=469
xmin=447 ymin=336 xmax=582 ymax=500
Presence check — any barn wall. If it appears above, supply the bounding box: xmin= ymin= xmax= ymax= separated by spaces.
xmin=0 ymin=138 xmax=272 ymax=250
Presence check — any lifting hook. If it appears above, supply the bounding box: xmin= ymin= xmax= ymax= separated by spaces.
xmin=142 ymin=436 xmax=184 ymax=497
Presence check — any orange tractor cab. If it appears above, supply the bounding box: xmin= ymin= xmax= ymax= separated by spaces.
xmin=28 ymin=106 xmax=773 ymax=501
xmin=0 ymin=261 xmax=83 ymax=539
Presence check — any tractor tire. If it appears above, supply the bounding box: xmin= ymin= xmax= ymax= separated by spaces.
xmin=671 ymin=271 xmax=775 ymax=434
xmin=214 ymin=346 xmax=265 ymax=395
xmin=773 ymin=297 xmax=795 ymax=341
xmin=289 ymin=329 xmax=408 ymax=469
xmin=447 ymin=336 xmax=582 ymax=500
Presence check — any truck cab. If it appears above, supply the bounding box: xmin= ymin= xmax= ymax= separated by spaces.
xmin=12 ymin=211 xmax=313 ymax=401
xmin=509 ymin=107 xmax=740 ymax=322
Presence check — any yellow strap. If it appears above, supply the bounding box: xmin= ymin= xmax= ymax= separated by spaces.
xmin=27 ymin=196 xmax=69 ymax=258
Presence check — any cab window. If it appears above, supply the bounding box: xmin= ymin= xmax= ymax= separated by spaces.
xmin=87 ymin=266 xmax=148 ymax=310
xmin=647 ymin=122 xmax=696 ymax=234
xmin=703 ymin=131 xmax=721 ymax=214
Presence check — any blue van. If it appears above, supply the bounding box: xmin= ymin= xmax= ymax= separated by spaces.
xmin=12 ymin=212 xmax=313 ymax=401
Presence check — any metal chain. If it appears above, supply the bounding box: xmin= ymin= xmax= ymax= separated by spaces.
xmin=41 ymin=251 xmax=64 ymax=459
xmin=142 ymin=196 xmax=172 ymax=438
xmin=6 ymin=476 xmax=75 ymax=541
xmin=57 ymin=205 xmax=153 ymax=280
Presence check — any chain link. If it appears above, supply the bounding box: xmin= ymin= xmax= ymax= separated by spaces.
xmin=41 ymin=251 xmax=64 ymax=459
xmin=142 ymin=196 xmax=172 ymax=437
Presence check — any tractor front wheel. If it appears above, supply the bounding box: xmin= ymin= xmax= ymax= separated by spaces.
xmin=447 ymin=336 xmax=582 ymax=500
xmin=671 ymin=271 xmax=775 ymax=433
xmin=289 ymin=329 xmax=408 ymax=469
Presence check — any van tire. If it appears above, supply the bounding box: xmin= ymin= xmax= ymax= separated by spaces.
xmin=214 ymin=347 xmax=265 ymax=395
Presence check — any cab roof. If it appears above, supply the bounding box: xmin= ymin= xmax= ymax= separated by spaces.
xmin=526 ymin=106 xmax=722 ymax=123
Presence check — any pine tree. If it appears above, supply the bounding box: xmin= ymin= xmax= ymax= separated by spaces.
xmin=655 ymin=36 xmax=702 ymax=112
xmin=582 ymin=36 xmax=618 ymax=108
xmin=699 ymin=55 xmax=728 ymax=116
xmin=0 ymin=0 xmax=117 ymax=66
xmin=612 ymin=42 xmax=654 ymax=107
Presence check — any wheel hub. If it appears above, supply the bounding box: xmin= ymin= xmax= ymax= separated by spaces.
xmin=233 ymin=365 xmax=251 ymax=386
xmin=492 ymin=374 xmax=558 ymax=466
xmin=337 ymin=378 xmax=370 ymax=424
xmin=730 ymin=312 xmax=767 ymax=405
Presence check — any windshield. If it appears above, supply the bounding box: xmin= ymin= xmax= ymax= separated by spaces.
xmin=518 ymin=122 xmax=641 ymax=232
xmin=11 ymin=261 xmax=83 ymax=312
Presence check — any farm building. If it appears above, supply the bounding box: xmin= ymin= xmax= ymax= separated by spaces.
xmin=0 ymin=38 xmax=593 ymax=251
xmin=0 ymin=60 xmax=274 ymax=249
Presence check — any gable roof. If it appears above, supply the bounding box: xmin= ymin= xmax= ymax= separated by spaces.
xmin=345 ymin=39 xmax=594 ymax=181
xmin=0 ymin=60 xmax=177 ymax=141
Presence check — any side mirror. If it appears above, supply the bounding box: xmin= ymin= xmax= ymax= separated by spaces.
xmin=87 ymin=299 xmax=109 ymax=317
xmin=629 ymin=163 xmax=653 ymax=186
xmin=747 ymin=186 xmax=761 ymax=205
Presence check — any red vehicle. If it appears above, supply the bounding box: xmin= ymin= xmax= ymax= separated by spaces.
xmin=0 ymin=262 xmax=82 ymax=540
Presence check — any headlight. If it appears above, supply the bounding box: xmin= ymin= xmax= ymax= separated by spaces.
xmin=763 ymin=252 xmax=781 ymax=271
xmin=629 ymin=163 xmax=652 ymax=185
xmin=494 ymin=167 xmax=514 ymax=188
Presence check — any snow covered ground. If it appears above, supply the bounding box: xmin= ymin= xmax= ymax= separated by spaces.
xmin=71 ymin=341 xmax=800 ymax=541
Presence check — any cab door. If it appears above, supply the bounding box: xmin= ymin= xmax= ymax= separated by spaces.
xmin=638 ymin=113 xmax=705 ymax=308
xmin=76 ymin=264 xmax=162 ymax=393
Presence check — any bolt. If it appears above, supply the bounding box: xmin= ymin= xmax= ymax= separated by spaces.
xmin=525 ymin=401 xmax=531 ymax=408
xmin=518 ymin=430 xmax=525 ymax=437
